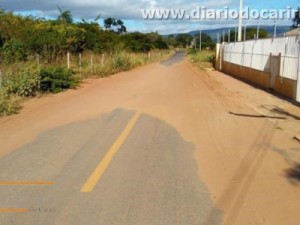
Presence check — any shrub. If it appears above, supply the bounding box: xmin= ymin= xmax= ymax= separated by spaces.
xmin=40 ymin=67 xmax=79 ymax=93
xmin=112 ymin=54 xmax=132 ymax=72
xmin=188 ymin=50 xmax=214 ymax=70
xmin=0 ymin=90 xmax=21 ymax=116
xmin=1 ymin=38 xmax=28 ymax=63
xmin=188 ymin=50 xmax=214 ymax=63
xmin=3 ymin=65 xmax=39 ymax=97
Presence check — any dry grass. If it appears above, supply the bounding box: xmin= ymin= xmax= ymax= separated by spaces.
xmin=0 ymin=50 xmax=173 ymax=116
xmin=188 ymin=49 xmax=215 ymax=71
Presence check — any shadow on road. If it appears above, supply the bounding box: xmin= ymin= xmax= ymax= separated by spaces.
xmin=261 ymin=105 xmax=300 ymax=121
xmin=229 ymin=111 xmax=286 ymax=120
xmin=285 ymin=164 xmax=300 ymax=185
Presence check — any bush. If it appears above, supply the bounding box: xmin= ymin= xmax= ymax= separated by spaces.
xmin=112 ymin=54 xmax=132 ymax=72
xmin=40 ymin=67 xmax=79 ymax=93
xmin=188 ymin=50 xmax=214 ymax=70
xmin=0 ymin=90 xmax=21 ymax=116
xmin=1 ymin=38 xmax=28 ymax=63
xmin=188 ymin=50 xmax=214 ymax=63
xmin=3 ymin=65 xmax=39 ymax=97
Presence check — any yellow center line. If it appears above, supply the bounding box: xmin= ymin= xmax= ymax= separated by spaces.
xmin=81 ymin=111 xmax=141 ymax=193
xmin=0 ymin=208 xmax=28 ymax=213
xmin=0 ymin=182 xmax=55 ymax=186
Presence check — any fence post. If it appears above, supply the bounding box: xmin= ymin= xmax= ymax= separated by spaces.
xmin=0 ymin=70 xmax=2 ymax=89
xmin=79 ymin=53 xmax=82 ymax=74
xmin=37 ymin=54 xmax=40 ymax=70
xmin=37 ymin=54 xmax=41 ymax=90
xmin=67 ymin=52 xmax=70 ymax=69
xmin=101 ymin=53 xmax=104 ymax=65
xmin=91 ymin=54 xmax=94 ymax=74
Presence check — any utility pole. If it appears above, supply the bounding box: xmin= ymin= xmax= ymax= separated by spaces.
xmin=238 ymin=0 xmax=243 ymax=41
xmin=199 ymin=30 xmax=202 ymax=52
xmin=217 ymin=33 xmax=220 ymax=43
xmin=228 ymin=29 xmax=231 ymax=42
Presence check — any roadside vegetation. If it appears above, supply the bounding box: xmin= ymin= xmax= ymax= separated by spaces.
xmin=2 ymin=8 xmax=270 ymax=116
xmin=0 ymin=10 xmax=173 ymax=116
xmin=188 ymin=50 xmax=215 ymax=71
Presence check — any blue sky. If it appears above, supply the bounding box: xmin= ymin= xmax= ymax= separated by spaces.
xmin=1 ymin=0 xmax=299 ymax=34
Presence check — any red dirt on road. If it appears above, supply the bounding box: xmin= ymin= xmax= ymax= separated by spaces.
xmin=1 ymin=56 xmax=300 ymax=225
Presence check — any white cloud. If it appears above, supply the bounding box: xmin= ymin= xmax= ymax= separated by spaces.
xmin=1 ymin=0 xmax=292 ymax=34
xmin=2 ymin=0 xmax=235 ymax=20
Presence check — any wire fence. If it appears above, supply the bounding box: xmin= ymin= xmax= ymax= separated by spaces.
xmin=0 ymin=50 xmax=170 ymax=79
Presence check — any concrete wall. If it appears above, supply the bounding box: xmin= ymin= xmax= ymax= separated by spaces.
xmin=221 ymin=60 xmax=297 ymax=100
xmin=222 ymin=61 xmax=270 ymax=89
xmin=274 ymin=76 xmax=297 ymax=99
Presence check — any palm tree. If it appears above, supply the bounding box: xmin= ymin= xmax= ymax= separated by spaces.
xmin=57 ymin=7 xmax=73 ymax=24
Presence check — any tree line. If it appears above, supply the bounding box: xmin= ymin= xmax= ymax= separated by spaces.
xmin=0 ymin=9 xmax=171 ymax=64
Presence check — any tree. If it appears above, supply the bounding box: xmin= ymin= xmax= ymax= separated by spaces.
xmin=104 ymin=17 xmax=114 ymax=30
xmin=116 ymin=19 xmax=127 ymax=34
xmin=57 ymin=7 xmax=73 ymax=24
xmin=122 ymin=32 xmax=151 ymax=52
xmin=222 ymin=28 xmax=268 ymax=42
xmin=194 ymin=33 xmax=214 ymax=49
xmin=104 ymin=18 xmax=127 ymax=34
xmin=175 ymin=34 xmax=193 ymax=48
xmin=292 ymin=7 xmax=300 ymax=28
xmin=0 ymin=10 xmax=169 ymax=63
xmin=122 ymin=32 xmax=168 ymax=52
xmin=165 ymin=35 xmax=178 ymax=48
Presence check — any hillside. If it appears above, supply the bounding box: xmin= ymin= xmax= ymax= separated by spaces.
xmin=166 ymin=25 xmax=292 ymax=41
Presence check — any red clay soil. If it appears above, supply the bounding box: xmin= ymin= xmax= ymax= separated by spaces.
xmin=1 ymin=58 xmax=300 ymax=225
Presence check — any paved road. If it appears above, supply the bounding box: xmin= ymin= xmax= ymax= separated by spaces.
xmin=1 ymin=52 xmax=300 ymax=225
xmin=0 ymin=53 xmax=222 ymax=225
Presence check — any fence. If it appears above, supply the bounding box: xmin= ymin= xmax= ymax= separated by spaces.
xmin=218 ymin=35 xmax=300 ymax=102
xmin=0 ymin=50 xmax=169 ymax=80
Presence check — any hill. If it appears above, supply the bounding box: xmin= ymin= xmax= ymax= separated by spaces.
xmin=165 ymin=26 xmax=292 ymax=41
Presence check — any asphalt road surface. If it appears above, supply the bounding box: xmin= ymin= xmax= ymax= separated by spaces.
xmin=0 ymin=52 xmax=300 ymax=225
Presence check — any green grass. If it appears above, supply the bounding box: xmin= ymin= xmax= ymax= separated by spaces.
xmin=188 ymin=49 xmax=215 ymax=70
xmin=0 ymin=90 xmax=21 ymax=116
